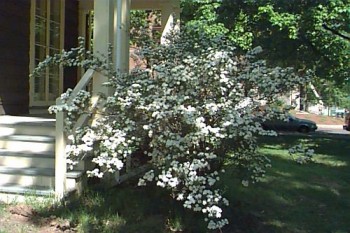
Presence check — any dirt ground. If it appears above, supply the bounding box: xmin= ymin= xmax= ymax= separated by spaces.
xmin=292 ymin=111 xmax=344 ymax=125
xmin=0 ymin=204 xmax=75 ymax=233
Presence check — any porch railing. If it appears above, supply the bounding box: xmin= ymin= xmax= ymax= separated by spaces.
xmin=55 ymin=68 xmax=101 ymax=199
xmin=54 ymin=68 xmax=150 ymax=199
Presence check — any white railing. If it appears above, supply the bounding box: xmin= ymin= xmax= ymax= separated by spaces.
xmin=54 ymin=68 xmax=150 ymax=198
xmin=55 ymin=68 xmax=101 ymax=199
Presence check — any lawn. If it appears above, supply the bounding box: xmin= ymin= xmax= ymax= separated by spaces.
xmin=222 ymin=135 xmax=350 ymax=233
xmin=2 ymin=134 xmax=349 ymax=233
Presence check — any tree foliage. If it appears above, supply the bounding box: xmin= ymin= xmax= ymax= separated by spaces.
xmin=130 ymin=10 xmax=162 ymax=47
xmin=181 ymin=0 xmax=350 ymax=95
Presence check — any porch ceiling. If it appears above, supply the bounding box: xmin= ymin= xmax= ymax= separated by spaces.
xmin=79 ymin=0 xmax=176 ymax=11
xmin=131 ymin=0 xmax=174 ymax=9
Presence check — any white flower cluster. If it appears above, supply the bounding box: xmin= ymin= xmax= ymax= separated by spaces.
xmin=288 ymin=143 xmax=314 ymax=164
xmin=35 ymin=30 xmax=308 ymax=230
xmin=49 ymin=89 xmax=92 ymax=132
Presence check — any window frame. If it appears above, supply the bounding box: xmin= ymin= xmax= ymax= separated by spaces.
xmin=29 ymin=0 xmax=65 ymax=107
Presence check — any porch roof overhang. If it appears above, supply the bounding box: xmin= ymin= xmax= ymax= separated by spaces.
xmin=131 ymin=0 xmax=176 ymax=9
xmin=79 ymin=0 xmax=177 ymax=10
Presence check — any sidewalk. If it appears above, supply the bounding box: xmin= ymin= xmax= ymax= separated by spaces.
xmin=317 ymin=124 xmax=343 ymax=129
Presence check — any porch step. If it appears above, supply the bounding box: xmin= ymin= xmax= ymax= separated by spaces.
xmin=0 ymin=149 xmax=88 ymax=170
xmin=0 ymin=149 xmax=54 ymax=168
xmin=0 ymin=166 xmax=84 ymax=191
xmin=0 ymin=135 xmax=55 ymax=152
xmin=29 ymin=106 xmax=52 ymax=117
xmin=0 ymin=184 xmax=54 ymax=196
xmin=0 ymin=115 xmax=55 ymax=137
xmin=0 ymin=184 xmax=55 ymax=203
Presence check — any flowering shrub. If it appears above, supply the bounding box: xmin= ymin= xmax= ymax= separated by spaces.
xmin=33 ymin=28 xmax=309 ymax=230
xmin=288 ymin=143 xmax=314 ymax=164
xmin=31 ymin=37 xmax=113 ymax=76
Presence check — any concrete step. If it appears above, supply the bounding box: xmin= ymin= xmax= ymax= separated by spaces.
xmin=29 ymin=107 xmax=52 ymax=116
xmin=0 ymin=173 xmax=84 ymax=203
xmin=0 ymin=135 xmax=55 ymax=152
xmin=0 ymin=166 xmax=84 ymax=190
xmin=0 ymin=149 xmax=89 ymax=171
xmin=0 ymin=125 xmax=55 ymax=137
xmin=0 ymin=184 xmax=55 ymax=203
xmin=0 ymin=115 xmax=55 ymax=137
xmin=0 ymin=149 xmax=54 ymax=168
xmin=0 ymin=183 xmax=54 ymax=196
xmin=0 ymin=167 xmax=55 ymax=188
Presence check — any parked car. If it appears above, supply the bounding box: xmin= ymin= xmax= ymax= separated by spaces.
xmin=263 ymin=115 xmax=318 ymax=133
xmin=343 ymin=113 xmax=350 ymax=131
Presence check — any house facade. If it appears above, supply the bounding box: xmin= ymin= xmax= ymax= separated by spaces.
xmin=0 ymin=0 xmax=180 ymax=116
xmin=0 ymin=0 xmax=180 ymax=200
xmin=0 ymin=0 xmax=80 ymax=115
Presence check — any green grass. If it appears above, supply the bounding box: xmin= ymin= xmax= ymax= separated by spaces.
xmin=27 ymin=135 xmax=350 ymax=233
xmin=34 ymin=183 xmax=207 ymax=233
xmin=0 ymin=202 xmax=6 ymax=216
xmin=222 ymin=135 xmax=350 ymax=233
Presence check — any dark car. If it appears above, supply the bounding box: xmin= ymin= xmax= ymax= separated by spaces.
xmin=263 ymin=115 xmax=318 ymax=133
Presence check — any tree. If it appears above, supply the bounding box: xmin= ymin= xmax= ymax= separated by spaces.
xmin=181 ymin=0 xmax=350 ymax=108
xmin=130 ymin=10 xmax=162 ymax=47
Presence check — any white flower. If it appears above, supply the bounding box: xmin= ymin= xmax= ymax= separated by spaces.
xmin=242 ymin=180 xmax=249 ymax=187
xmin=47 ymin=31 xmax=306 ymax=231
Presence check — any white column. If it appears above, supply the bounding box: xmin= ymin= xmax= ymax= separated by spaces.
xmin=55 ymin=98 xmax=67 ymax=199
xmin=93 ymin=0 xmax=114 ymax=94
xmin=161 ymin=0 xmax=181 ymax=44
xmin=114 ymin=0 xmax=131 ymax=73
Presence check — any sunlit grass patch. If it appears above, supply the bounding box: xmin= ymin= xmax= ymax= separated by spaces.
xmin=313 ymin=154 xmax=348 ymax=167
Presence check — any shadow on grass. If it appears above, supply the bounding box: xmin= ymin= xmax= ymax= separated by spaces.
xmin=33 ymin=180 xmax=208 ymax=233
xmin=260 ymin=134 xmax=350 ymax=160
xmin=28 ymin=135 xmax=349 ymax=233
xmin=221 ymin=135 xmax=350 ymax=233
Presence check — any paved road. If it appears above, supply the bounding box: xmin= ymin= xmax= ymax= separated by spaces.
xmin=278 ymin=125 xmax=349 ymax=138
xmin=316 ymin=125 xmax=350 ymax=135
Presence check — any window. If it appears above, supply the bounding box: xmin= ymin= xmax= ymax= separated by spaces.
xmin=31 ymin=0 xmax=64 ymax=105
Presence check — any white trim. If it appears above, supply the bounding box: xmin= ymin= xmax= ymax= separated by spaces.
xmin=161 ymin=4 xmax=180 ymax=44
xmin=55 ymin=97 xmax=67 ymax=199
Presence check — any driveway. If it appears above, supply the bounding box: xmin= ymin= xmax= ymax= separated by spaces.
xmin=316 ymin=125 xmax=350 ymax=135
xmin=277 ymin=124 xmax=349 ymax=139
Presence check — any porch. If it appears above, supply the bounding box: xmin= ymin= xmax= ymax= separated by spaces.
xmin=0 ymin=0 xmax=180 ymax=201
